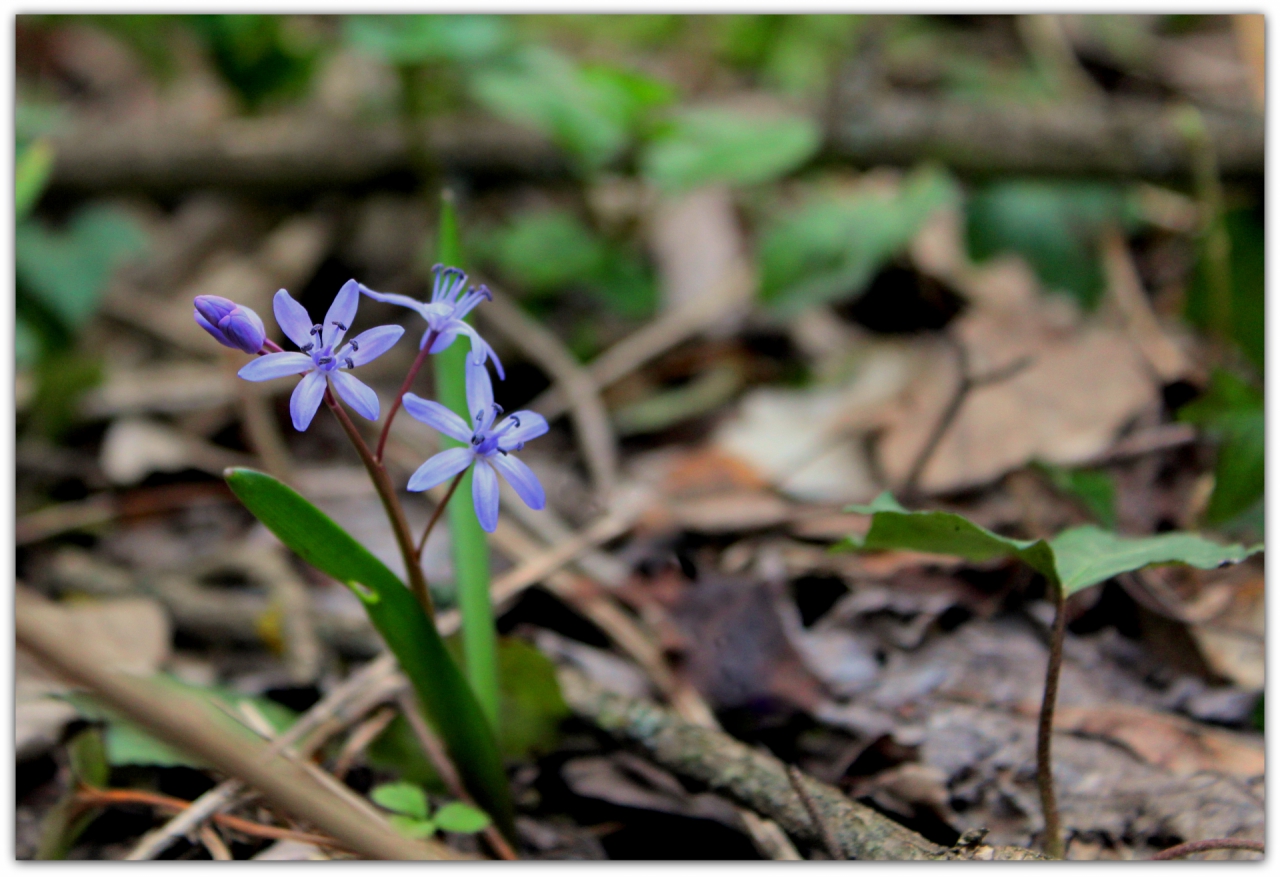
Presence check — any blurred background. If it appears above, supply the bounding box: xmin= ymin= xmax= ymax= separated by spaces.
xmin=15 ymin=14 xmax=1265 ymax=861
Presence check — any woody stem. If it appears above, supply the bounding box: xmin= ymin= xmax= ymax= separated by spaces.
xmin=375 ymin=330 xmax=438 ymax=463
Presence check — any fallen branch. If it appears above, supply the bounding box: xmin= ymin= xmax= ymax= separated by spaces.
xmin=1150 ymin=837 xmax=1264 ymax=860
xmin=558 ymin=669 xmax=1045 ymax=861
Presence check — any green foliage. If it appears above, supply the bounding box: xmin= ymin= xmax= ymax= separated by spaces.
xmin=187 ymin=15 xmax=322 ymax=111
xmin=16 ymin=139 xmax=54 ymax=219
xmin=966 ymin=179 xmax=1134 ymax=309
xmin=223 ymin=468 xmax=514 ymax=837
xmin=471 ymin=46 xmax=673 ymax=172
xmin=641 ymin=107 xmax=820 ymax=193
xmin=27 ymin=352 xmax=102 ymax=437
xmin=344 ymin=14 xmax=508 ymax=65
xmin=16 ymin=204 xmax=148 ymax=335
xmin=479 ymin=207 xmax=655 ymax=319
xmin=840 ymin=492 xmax=1260 ymax=596
xmin=1185 ymin=208 xmax=1264 ymax=372
xmin=1035 ymin=463 xmax=1117 ymax=529
xmin=494 ymin=638 xmax=569 ymax=760
xmin=36 ymin=727 xmax=110 ymax=860
xmin=713 ymin=15 xmax=862 ymax=96
xmin=759 ymin=166 xmax=959 ymax=314
xmin=372 ymin=781 xmax=492 ymax=839
xmin=1178 ymin=369 xmax=1265 ymax=527
xmin=63 ymin=676 xmax=298 ymax=769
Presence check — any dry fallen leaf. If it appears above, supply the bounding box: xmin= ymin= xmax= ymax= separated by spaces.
xmin=1188 ymin=573 xmax=1264 ymax=691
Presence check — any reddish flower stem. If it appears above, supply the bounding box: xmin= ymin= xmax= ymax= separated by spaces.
xmin=375 ymin=330 xmax=438 ymax=463
xmin=416 ymin=469 xmax=466 ymax=556
xmin=1151 ymin=838 xmax=1264 ymax=860
xmin=1036 ymin=581 xmax=1068 ymax=859
xmin=324 ymin=387 xmax=434 ymax=617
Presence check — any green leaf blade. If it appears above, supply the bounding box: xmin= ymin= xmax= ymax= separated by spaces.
xmin=223 ymin=467 xmax=514 ymax=838
xmin=371 ymin=781 xmax=429 ymax=819
xmin=1049 ymin=526 xmax=1262 ymax=596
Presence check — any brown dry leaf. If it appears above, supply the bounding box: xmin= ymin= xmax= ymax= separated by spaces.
xmin=671 ymin=491 xmax=793 ymax=534
xmin=1188 ymin=572 xmax=1264 ymax=690
xmin=1048 ymin=703 xmax=1264 ymax=779
xmin=1099 ymin=228 xmax=1190 ymax=382
xmin=83 ymin=362 xmax=239 ymax=418
xmin=878 ymin=257 xmax=1157 ymax=494
xmin=99 ymin=417 xmax=252 ymax=484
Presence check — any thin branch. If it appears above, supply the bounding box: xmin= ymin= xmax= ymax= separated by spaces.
xmin=1151 ymin=838 xmax=1264 ymax=860
xmin=417 ymin=469 xmax=466 ymax=556
xmin=323 ymin=388 xmax=434 ymax=616
xmin=376 ymin=331 xmax=437 ymax=463
xmin=901 ymin=335 xmax=1032 ymax=499
xmin=787 ymin=765 xmax=843 ymax=860
xmin=1036 ymin=581 xmax=1068 ymax=859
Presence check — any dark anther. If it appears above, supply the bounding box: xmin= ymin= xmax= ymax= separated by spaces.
xmin=499 ymin=449 xmax=509 ymax=456
xmin=345 ymin=358 xmax=355 ymax=369
xmin=493 ymin=403 xmax=504 ymax=416
xmin=318 ymin=356 xmax=334 ymax=365
xmin=331 ymin=321 xmax=347 ymax=331
xmin=349 ymin=339 xmax=359 ymax=351
xmin=510 ymin=415 xmax=521 ymax=428
xmin=471 ymin=435 xmax=483 ymax=446
xmin=310 ymin=325 xmax=323 ymax=336
xmin=300 ymin=343 xmax=314 ymax=353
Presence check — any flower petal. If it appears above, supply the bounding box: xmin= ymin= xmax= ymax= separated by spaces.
xmin=458 ymin=323 xmax=504 ymax=380
xmin=489 ymin=452 xmax=545 ymax=510
xmin=274 ymin=289 xmax=314 ymax=349
xmin=358 ymin=284 xmax=430 ymax=318
xmin=496 ymin=411 xmax=549 ymax=451
xmin=330 ymin=370 xmax=380 ymax=421
xmin=344 ymin=325 xmax=404 ymax=366
xmin=407 ymin=447 xmax=474 ymax=492
xmin=195 ymin=310 xmax=230 ymax=347
xmin=402 ymin=394 xmax=473 ymax=443
xmin=323 ymin=279 xmax=360 ymax=349
xmin=427 ymin=328 xmax=458 ymax=353
xmin=290 ymin=370 xmax=328 ymax=431
xmin=472 ymin=459 xmax=500 ymax=532
xmin=238 ymin=352 xmax=313 ymax=381
xmin=465 ymin=357 xmax=495 ymax=431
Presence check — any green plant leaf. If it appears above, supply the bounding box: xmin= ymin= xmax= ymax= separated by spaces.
xmin=371 ymin=781 xmax=429 ymax=819
xmin=495 ymin=638 xmax=569 ymax=760
xmin=1035 ymin=463 xmax=1117 ymax=529
xmin=388 ymin=814 xmax=438 ymax=839
xmin=841 ymin=492 xmax=1260 ymax=596
xmin=223 ymin=467 xmax=514 ymax=838
xmin=759 ymin=166 xmax=959 ymax=314
xmin=185 ymin=15 xmax=321 ymax=112
xmin=433 ymin=801 xmax=492 ymax=834
xmin=966 ymin=179 xmax=1132 ymax=309
xmin=641 ymin=106 xmax=820 ymax=193
xmin=344 ymin=14 xmax=508 ymax=65
xmin=365 ymin=714 xmax=446 ymax=790
xmin=1179 ymin=369 xmax=1265 ymax=526
xmin=16 ymin=139 xmax=54 ymax=219
xmin=471 ymin=46 xmax=670 ymax=172
xmin=1185 ymin=208 xmax=1264 ymax=373
xmin=16 ymin=204 xmax=148 ymax=332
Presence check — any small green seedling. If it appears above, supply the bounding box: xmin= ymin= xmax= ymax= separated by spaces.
xmin=371 ymin=782 xmax=492 ymax=840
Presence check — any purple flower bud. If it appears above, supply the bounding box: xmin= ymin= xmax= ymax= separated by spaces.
xmin=194 ymin=295 xmax=267 ymax=354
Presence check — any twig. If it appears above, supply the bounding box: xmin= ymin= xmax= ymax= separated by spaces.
xmin=901 ymin=336 xmax=1032 ymax=499
xmin=1151 ymin=837 xmax=1264 ymax=860
xmin=331 ymin=706 xmax=399 ymax=781
xmin=75 ymin=787 xmax=349 ymax=852
xmin=559 ymin=669 xmax=1045 ymax=861
xmin=787 ymin=765 xmax=844 ymax=860
xmin=394 ymin=692 xmax=520 ymax=862
xmin=198 ymin=824 xmax=234 ymax=860
xmin=478 ymin=289 xmax=618 ymax=499
xmin=1036 ymin=581 xmax=1068 ymax=860
xmin=416 ymin=469 xmax=465 ymax=556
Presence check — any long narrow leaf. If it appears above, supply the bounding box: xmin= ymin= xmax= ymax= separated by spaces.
xmin=224 ymin=467 xmax=514 ymax=837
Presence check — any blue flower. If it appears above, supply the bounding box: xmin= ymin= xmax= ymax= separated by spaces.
xmin=193 ymin=295 xmax=267 ymax=354
xmin=238 ymin=281 xmax=404 ymax=431
xmin=402 ymin=358 xmax=547 ymax=532
xmin=358 ymin=264 xmax=504 ymax=379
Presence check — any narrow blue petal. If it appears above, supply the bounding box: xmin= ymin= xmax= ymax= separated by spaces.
xmin=402 ymin=394 xmax=473 ymax=443
xmin=290 ymin=370 xmax=327 ymax=431
xmin=489 ymin=452 xmax=545 ymax=510
xmin=220 ymin=307 xmax=267 ymax=354
xmin=407 ymin=447 xmax=474 ymax=492
xmin=427 ymin=328 xmax=458 ymax=353
xmin=323 ymin=280 xmax=360 ymax=348
xmin=345 ymin=325 xmax=404 ymax=366
xmin=238 ymin=352 xmax=312 ymax=381
xmin=472 ymin=460 xmax=500 ymax=532
xmin=195 ymin=310 xmax=231 ymax=347
xmin=465 ymin=357 xmax=495 ymax=431
xmin=274 ymin=290 xmax=313 ymax=350
xmin=330 ymin=370 xmax=380 ymax=421
xmin=496 ymin=411 xmax=549 ymax=450
xmin=358 ymin=284 xmax=431 ymax=318
xmin=458 ymin=323 xmax=504 ymax=380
